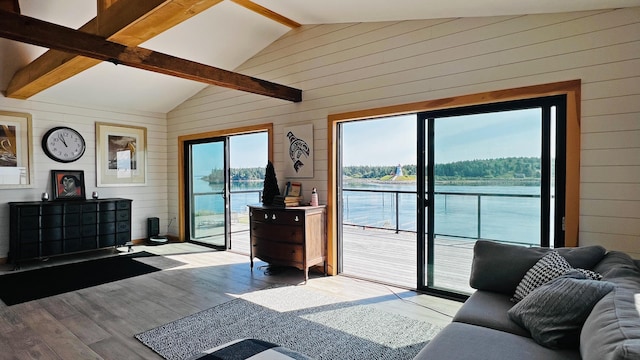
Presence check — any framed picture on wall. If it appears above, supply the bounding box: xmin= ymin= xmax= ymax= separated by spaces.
xmin=51 ymin=170 xmax=86 ymax=200
xmin=96 ymin=122 xmax=147 ymax=187
xmin=0 ymin=111 xmax=33 ymax=188
xmin=283 ymin=123 xmax=313 ymax=178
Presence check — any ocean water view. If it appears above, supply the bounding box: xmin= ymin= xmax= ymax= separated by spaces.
xmin=192 ymin=176 xmax=547 ymax=246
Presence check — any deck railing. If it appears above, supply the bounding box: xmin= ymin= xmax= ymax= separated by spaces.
xmin=193 ymin=187 xmax=545 ymax=246
xmin=343 ymin=188 xmax=543 ymax=246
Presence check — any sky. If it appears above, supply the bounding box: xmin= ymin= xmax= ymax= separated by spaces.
xmin=342 ymin=108 xmax=543 ymax=166
xmin=190 ymin=106 xmax=546 ymax=173
xmin=191 ymin=132 xmax=268 ymax=175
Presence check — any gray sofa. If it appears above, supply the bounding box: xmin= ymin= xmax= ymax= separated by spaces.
xmin=414 ymin=240 xmax=640 ymax=360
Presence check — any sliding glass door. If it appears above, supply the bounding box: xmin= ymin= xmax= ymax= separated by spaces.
xmin=183 ymin=131 xmax=269 ymax=251
xmin=185 ymin=138 xmax=229 ymax=248
xmin=418 ymin=96 xmax=565 ymax=295
xmin=337 ymin=95 xmax=566 ymax=298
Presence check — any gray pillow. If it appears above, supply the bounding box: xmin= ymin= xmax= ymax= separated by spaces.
xmin=512 ymin=251 xmax=602 ymax=302
xmin=469 ymin=240 xmax=606 ymax=294
xmin=508 ymin=272 xmax=615 ymax=349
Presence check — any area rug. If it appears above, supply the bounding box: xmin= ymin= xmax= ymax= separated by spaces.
xmin=136 ymin=285 xmax=442 ymax=360
xmin=0 ymin=251 xmax=159 ymax=306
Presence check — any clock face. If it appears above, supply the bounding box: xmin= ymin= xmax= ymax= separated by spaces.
xmin=42 ymin=127 xmax=86 ymax=163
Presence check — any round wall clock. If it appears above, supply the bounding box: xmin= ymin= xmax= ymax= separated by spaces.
xmin=42 ymin=126 xmax=86 ymax=163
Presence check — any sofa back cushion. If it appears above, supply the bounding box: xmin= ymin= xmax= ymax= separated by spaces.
xmin=469 ymin=240 xmax=606 ymax=295
xmin=580 ymin=251 xmax=640 ymax=360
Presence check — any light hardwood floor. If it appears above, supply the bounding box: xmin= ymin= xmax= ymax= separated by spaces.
xmin=0 ymin=243 xmax=462 ymax=360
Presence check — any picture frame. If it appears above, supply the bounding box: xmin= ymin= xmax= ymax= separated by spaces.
xmin=0 ymin=111 xmax=33 ymax=188
xmin=283 ymin=124 xmax=313 ymax=178
xmin=96 ymin=122 xmax=147 ymax=187
xmin=286 ymin=181 xmax=302 ymax=197
xmin=51 ymin=170 xmax=86 ymax=200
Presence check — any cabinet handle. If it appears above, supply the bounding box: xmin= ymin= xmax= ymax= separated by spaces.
xmin=294 ymin=215 xmax=299 ymax=222
xmin=272 ymin=214 xmax=276 ymax=220
xmin=264 ymin=213 xmax=268 ymax=220
xmin=250 ymin=211 xmax=253 ymax=217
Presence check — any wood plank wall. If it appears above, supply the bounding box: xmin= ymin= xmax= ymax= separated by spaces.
xmin=0 ymin=97 xmax=169 ymax=259
xmin=168 ymin=7 xmax=640 ymax=258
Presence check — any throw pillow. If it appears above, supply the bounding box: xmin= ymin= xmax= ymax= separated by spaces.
xmin=508 ymin=273 xmax=615 ymax=349
xmin=511 ymin=251 xmax=601 ymax=302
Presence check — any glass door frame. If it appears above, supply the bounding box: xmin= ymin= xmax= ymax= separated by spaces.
xmin=183 ymin=136 xmax=230 ymax=250
xmin=177 ymin=124 xmax=274 ymax=247
xmin=416 ymin=95 xmax=567 ymax=297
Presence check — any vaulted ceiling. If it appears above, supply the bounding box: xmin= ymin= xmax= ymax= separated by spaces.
xmin=1 ymin=0 xmax=639 ymax=113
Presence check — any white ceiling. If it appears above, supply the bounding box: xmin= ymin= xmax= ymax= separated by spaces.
xmin=2 ymin=0 xmax=639 ymax=114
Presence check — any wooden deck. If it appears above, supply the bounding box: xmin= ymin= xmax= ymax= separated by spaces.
xmin=228 ymin=220 xmax=475 ymax=294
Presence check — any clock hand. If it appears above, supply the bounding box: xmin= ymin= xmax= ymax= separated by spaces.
xmin=58 ymin=133 xmax=68 ymax=147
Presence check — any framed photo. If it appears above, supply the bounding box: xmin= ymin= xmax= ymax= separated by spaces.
xmin=286 ymin=181 xmax=302 ymax=197
xmin=96 ymin=122 xmax=147 ymax=187
xmin=283 ymin=124 xmax=313 ymax=178
xmin=0 ymin=111 xmax=33 ymax=188
xmin=51 ymin=170 xmax=85 ymax=200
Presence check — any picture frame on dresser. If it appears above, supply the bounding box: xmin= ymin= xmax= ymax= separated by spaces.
xmin=51 ymin=169 xmax=86 ymax=200
xmin=96 ymin=122 xmax=147 ymax=187
xmin=0 ymin=111 xmax=33 ymax=188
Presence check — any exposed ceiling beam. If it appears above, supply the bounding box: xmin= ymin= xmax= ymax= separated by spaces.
xmin=0 ymin=10 xmax=302 ymax=102
xmin=231 ymin=0 xmax=301 ymax=28
xmin=5 ymin=0 xmax=223 ymax=100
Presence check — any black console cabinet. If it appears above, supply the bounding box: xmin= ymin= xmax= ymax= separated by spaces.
xmin=9 ymin=198 xmax=132 ymax=267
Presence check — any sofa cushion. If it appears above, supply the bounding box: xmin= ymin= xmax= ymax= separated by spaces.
xmin=469 ymin=240 xmax=606 ymax=295
xmin=413 ymin=322 xmax=581 ymax=360
xmin=581 ymin=251 xmax=640 ymax=360
xmin=512 ymin=251 xmax=602 ymax=302
xmin=453 ymin=291 xmax=530 ymax=337
xmin=508 ymin=271 xmax=614 ymax=349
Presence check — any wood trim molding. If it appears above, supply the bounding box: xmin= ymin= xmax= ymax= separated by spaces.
xmin=231 ymin=0 xmax=301 ymax=28
xmin=327 ymin=80 xmax=582 ymax=275
xmin=176 ymin=123 xmax=274 ymax=241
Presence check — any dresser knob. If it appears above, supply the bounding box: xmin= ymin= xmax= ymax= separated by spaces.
xmin=264 ymin=213 xmax=268 ymax=220
xmin=294 ymin=215 xmax=299 ymax=222
xmin=272 ymin=214 xmax=276 ymax=220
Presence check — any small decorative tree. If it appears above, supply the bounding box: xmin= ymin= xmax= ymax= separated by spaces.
xmin=262 ymin=161 xmax=280 ymax=205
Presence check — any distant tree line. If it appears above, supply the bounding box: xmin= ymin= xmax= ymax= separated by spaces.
xmin=342 ymin=157 xmax=541 ymax=179
xmin=202 ymin=157 xmax=541 ymax=182
xmin=202 ymin=167 xmax=265 ymax=183
xmin=342 ymin=165 xmax=416 ymax=179
xmin=436 ymin=157 xmax=540 ymax=179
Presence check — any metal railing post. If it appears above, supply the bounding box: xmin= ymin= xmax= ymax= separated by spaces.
xmin=395 ymin=191 xmax=400 ymax=234
xmin=477 ymin=195 xmax=482 ymax=239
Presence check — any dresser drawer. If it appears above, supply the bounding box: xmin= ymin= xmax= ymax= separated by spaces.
xmin=19 ymin=216 xmax=39 ymax=228
xmin=64 ymin=204 xmax=82 ymax=214
xmin=99 ymin=202 xmax=116 ymax=211
xmin=253 ymin=240 xmax=303 ymax=264
xmin=19 ymin=206 xmax=39 ymax=217
xmin=42 ymin=215 xmax=62 ymax=228
xmin=251 ymin=208 xmax=305 ymax=225
xmin=99 ymin=211 xmax=116 ymax=222
xmin=116 ymin=209 xmax=130 ymax=221
xmin=116 ymin=201 xmax=131 ymax=210
xmin=250 ymin=223 xmax=303 ymax=244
